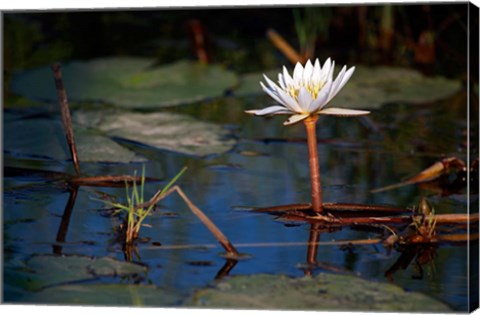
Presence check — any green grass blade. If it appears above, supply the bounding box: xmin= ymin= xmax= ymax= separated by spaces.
xmin=159 ymin=166 xmax=188 ymax=198
xmin=141 ymin=164 xmax=146 ymax=204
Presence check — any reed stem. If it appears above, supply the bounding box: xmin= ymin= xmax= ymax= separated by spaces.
xmin=51 ymin=63 xmax=80 ymax=176
xmin=303 ymin=115 xmax=323 ymax=213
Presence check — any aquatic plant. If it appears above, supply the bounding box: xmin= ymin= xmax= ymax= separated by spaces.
xmin=103 ymin=166 xmax=187 ymax=245
xmin=410 ymin=198 xmax=438 ymax=241
xmin=99 ymin=165 xmax=240 ymax=258
xmin=246 ymin=58 xmax=370 ymax=213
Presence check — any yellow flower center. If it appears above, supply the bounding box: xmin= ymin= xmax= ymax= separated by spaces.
xmin=287 ymin=81 xmax=325 ymax=100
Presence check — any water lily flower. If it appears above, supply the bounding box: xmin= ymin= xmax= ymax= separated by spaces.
xmin=246 ymin=58 xmax=370 ymax=125
xmin=246 ymin=58 xmax=370 ymax=215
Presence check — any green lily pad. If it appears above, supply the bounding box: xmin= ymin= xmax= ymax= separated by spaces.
xmin=11 ymin=57 xmax=238 ymax=108
xmin=4 ymin=117 xmax=144 ymax=163
xmin=234 ymin=66 xmax=461 ymax=108
xmin=11 ymin=255 xmax=147 ymax=291
xmin=74 ymin=110 xmax=236 ymax=157
xmin=234 ymin=69 xmax=279 ymax=96
xmin=24 ymin=284 xmax=181 ymax=306
xmin=184 ymin=273 xmax=451 ymax=312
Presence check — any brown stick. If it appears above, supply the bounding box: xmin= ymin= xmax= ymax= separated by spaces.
xmin=323 ymin=203 xmax=408 ymax=212
xmin=253 ymin=203 xmax=312 ymax=213
xmin=51 ymin=63 xmax=80 ymax=175
xmin=306 ymin=223 xmax=321 ymax=265
xmin=252 ymin=202 xmax=408 ymax=214
xmin=53 ymin=186 xmax=79 ymax=254
xmin=69 ymin=175 xmax=157 ymax=187
xmin=187 ymin=19 xmax=211 ymax=64
xmin=142 ymin=185 xmax=240 ymax=258
xmin=437 ymin=233 xmax=478 ymax=242
xmin=304 ymin=116 xmax=323 ymax=213
xmin=266 ymin=29 xmax=303 ymax=64
xmin=303 ymin=213 xmax=479 ymax=226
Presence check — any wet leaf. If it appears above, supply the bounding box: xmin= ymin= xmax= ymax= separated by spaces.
xmin=330 ymin=66 xmax=461 ymax=108
xmin=372 ymin=157 xmax=465 ymax=193
xmin=184 ymin=273 xmax=451 ymax=312
xmin=23 ymin=284 xmax=181 ymax=306
xmin=13 ymin=255 xmax=147 ymax=291
xmin=4 ymin=117 xmax=145 ymax=163
xmin=11 ymin=58 xmax=238 ymax=108
xmin=234 ymin=66 xmax=461 ymax=108
xmin=74 ymin=110 xmax=236 ymax=157
xmin=233 ymin=69 xmax=279 ymax=96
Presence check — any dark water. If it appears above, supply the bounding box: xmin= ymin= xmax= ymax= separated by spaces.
xmin=3 ymin=92 xmax=476 ymax=310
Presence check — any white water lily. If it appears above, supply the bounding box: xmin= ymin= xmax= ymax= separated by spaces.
xmin=246 ymin=58 xmax=370 ymax=125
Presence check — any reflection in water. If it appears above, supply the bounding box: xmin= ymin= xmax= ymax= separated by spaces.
xmin=215 ymin=259 xmax=239 ymax=280
xmin=385 ymin=245 xmax=437 ymax=282
xmin=306 ymin=223 xmax=321 ymax=268
xmin=53 ymin=185 xmax=79 ymax=255
xmin=123 ymin=243 xmax=141 ymax=262
xmin=302 ymin=223 xmax=361 ymax=276
xmin=3 ymin=91 xmax=476 ymax=311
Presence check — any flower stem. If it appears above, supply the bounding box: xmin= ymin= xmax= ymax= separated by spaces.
xmin=303 ymin=115 xmax=323 ymax=213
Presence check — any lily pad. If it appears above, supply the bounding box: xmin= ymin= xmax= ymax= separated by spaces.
xmin=23 ymin=284 xmax=181 ymax=306
xmin=184 ymin=273 xmax=451 ymax=312
xmin=10 ymin=254 xmax=147 ymax=291
xmin=234 ymin=66 xmax=461 ymax=108
xmin=11 ymin=57 xmax=238 ymax=108
xmin=4 ymin=117 xmax=144 ymax=163
xmin=74 ymin=110 xmax=236 ymax=157
xmin=233 ymin=69 xmax=279 ymax=96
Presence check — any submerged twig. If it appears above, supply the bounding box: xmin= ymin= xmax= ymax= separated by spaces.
xmin=53 ymin=185 xmax=79 ymax=254
xmin=145 ymin=238 xmax=383 ymax=250
xmin=306 ymin=223 xmax=321 ymax=266
xmin=215 ymin=259 xmax=238 ymax=280
xmin=51 ymin=63 xmax=80 ymax=175
xmin=252 ymin=202 xmax=408 ymax=214
xmin=303 ymin=213 xmax=478 ymax=226
xmin=70 ymin=175 xmax=157 ymax=187
xmin=142 ymin=185 xmax=240 ymax=258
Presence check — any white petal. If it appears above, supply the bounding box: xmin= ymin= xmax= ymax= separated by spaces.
xmin=328 ymin=66 xmax=355 ymax=102
xmin=276 ymin=88 xmax=303 ymax=113
xmin=263 ymin=74 xmax=281 ymax=91
xmin=318 ymin=107 xmax=370 ymax=116
xmin=245 ymin=105 xmax=291 ymax=116
xmin=325 ymin=60 xmax=335 ymax=81
xmin=338 ymin=66 xmax=355 ymax=92
xmin=293 ymin=62 xmax=304 ymax=84
xmin=314 ymin=58 xmax=321 ymax=70
xmin=309 ymin=79 xmax=333 ymax=112
xmin=313 ymin=59 xmax=321 ymax=82
xmin=297 ymin=87 xmax=313 ymax=112
xmin=260 ymin=81 xmax=285 ymax=106
xmin=283 ymin=66 xmax=294 ymax=86
xmin=303 ymin=59 xmax=314 ymax=82
xmin=278 ymin=73 xmax=286 ymax=89
xmin=319 ymin=58 xmax=331 ymax=82
xmin=329 ymin=66 xmax=346 ymax=98
xmin=283 ymin=113 xmax=310 ymax=125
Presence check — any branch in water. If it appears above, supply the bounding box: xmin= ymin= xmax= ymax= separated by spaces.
xmin=140 ymin=185 xmax=240 ymax=258
xmin=51 ymin=63 xmax=80 ymax=175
